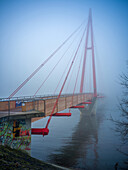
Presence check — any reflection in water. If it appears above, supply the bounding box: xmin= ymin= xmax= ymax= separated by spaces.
xmin=48 ymin=100 xmax=104 ymax=169
xmin=1 ymin=98 xmax=127 ymax=169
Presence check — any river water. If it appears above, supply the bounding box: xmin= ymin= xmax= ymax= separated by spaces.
xmin=31 ymin=98 xmax=128 ymax=169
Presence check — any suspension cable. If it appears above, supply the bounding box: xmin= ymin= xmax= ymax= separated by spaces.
xmin=69 ymin=44 xmax=84 ymax=111
xmin=45 ymin=26 xmax=86 ymax=129
xmin=34 ymin=26 xmax=84 ymax=96
xmin=53 ymin=51 xmax=74 ymax=95
xmin=8 ymin=22 xmax=84 ymax=99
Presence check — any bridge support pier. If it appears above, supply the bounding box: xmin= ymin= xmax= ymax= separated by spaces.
xmin=79 ymin=97 xmax=97 ymax=116
xmin=0 ymin=116 xmax=31 ymax=153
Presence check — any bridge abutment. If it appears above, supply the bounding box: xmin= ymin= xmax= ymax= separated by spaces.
xmin=0 ymin=116 xmax=31 ymax=154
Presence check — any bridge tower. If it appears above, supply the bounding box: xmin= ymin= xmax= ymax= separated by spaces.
xmin=80 ymin=9 xmax=97 ymax=97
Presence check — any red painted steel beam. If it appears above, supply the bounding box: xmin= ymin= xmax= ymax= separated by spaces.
xmin=53 ymin=113 xmax=71 ymax=116
xmin=31 ymin=128 xmax=49 ymax=136
xmin=70 ymin=105 xmax=85 ymax=108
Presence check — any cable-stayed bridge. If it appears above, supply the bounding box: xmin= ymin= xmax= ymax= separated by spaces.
xmin=0 ymin=9 xmax=103 ymax=137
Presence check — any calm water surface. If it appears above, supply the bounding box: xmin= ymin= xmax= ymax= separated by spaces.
xmin=31 ymin=98 xmax=128 ymax=169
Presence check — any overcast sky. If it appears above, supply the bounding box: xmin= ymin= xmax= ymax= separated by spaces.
xmin=0 ymin=0 xmax=128 ymax=98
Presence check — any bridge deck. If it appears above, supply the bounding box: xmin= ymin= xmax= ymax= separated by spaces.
xmin=0 ymin=93 xmax=93 ymax=119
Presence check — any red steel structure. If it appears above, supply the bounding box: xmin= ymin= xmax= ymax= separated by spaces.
xmin=7 ymin=9 xmax=97 ymax=136
xmin=80 ymin=9 xmax=97 ymax=97
xmin=32 ymin=9 xmax=98 ymax=136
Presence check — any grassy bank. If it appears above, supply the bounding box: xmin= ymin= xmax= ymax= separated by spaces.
xmin=0 ymin=145 xmax=65 ymax=170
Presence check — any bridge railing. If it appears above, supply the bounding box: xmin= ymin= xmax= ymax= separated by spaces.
xmin=0 ymin=93 xmax=94 ymax=117
xmin=0 ymin=93 xmax=91 ymax=102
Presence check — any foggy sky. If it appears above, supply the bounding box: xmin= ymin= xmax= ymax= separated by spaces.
xmin=0 ymin=0 xmax=128 ymax=98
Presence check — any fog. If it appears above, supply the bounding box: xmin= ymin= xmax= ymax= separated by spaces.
xmin=0 ymin=0 xmax=128 ymax=99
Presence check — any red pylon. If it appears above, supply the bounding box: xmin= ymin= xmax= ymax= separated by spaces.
xmin=80 ymin=9 xmax=97 ymax=97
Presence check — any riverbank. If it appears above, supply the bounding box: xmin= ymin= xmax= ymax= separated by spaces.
xmin=0 ymin=145 xmax=69 ymax=169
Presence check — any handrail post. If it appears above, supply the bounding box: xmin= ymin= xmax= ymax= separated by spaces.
xmin=8 ymin=99 xmax=10 ymax=117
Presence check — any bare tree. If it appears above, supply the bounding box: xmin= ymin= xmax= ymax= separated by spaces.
xmin=111 ymin=62 xmax=128 ymax=169
xmin=110 ymin=62 xmax=128 ymax=143
xmin=117 ymin=63 xmax=128 ymax=143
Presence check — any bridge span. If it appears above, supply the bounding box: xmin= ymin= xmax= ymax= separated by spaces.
xmin=0 ymin=93 xmax=93 ymax=119
xmin=0 ymin=9 xmax=99 ymax=137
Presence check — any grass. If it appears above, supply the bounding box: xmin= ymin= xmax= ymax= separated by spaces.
xmin=0 ymin=145 xmax=62 ymax=170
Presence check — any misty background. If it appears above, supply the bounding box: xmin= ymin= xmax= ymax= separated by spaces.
xmin=0 ymin=0 xmax=128 ymax=98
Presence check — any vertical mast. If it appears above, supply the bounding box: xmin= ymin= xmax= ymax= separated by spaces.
xmin=80 ymin=9 xmax=97 ymax=97
xmin=90 ymin=9 xmax=97 ymax=97
xmin=80 ymin=10 xmax=90 ymax=93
